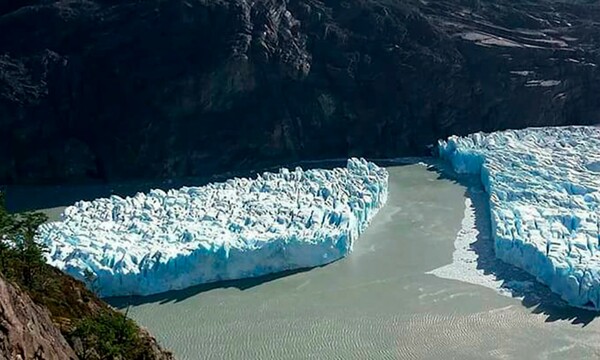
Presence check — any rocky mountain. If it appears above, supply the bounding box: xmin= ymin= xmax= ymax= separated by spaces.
xmin=0 ymin=275 xmax=76 ymax=359
xmin=0 ymin=265 xmax=174 ymax=360
xmin=1 ymin=0 xmax=599 ymax=184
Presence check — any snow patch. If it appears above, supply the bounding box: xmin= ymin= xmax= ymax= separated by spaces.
xmin=428 ymin=194 xmax=505 ymax=291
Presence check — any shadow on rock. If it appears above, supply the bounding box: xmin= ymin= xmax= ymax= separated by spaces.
xmin=427 ymin=161 xmax=599 ymax=327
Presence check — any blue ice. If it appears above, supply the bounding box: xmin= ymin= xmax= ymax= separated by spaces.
xmin=37 ymin=158 xmax=388 ymax=297
xmin=439 ymin=126 xmax=600 ymax=309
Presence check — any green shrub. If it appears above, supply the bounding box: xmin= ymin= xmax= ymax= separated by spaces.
xmin=71 ymin=312 xmax=142 ymax=360
xmin=0 ymin=192 xmax=49 ymax=290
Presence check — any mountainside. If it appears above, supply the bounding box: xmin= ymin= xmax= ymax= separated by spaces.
xmin=0 ymin=264 xmax=174 ymax=360
xmin=0 ymin=274 xmax=76 ymax=359
xmin=1 ymin=0 xmax=599 ymax=184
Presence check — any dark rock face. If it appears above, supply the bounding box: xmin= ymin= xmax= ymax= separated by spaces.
xmin=1 ymin=0 xmax=599 ymax=184
xmin=0 ymin=276 xmax=77 ymax=360
xmin=0 ymin=263 xmax=174 ymax=360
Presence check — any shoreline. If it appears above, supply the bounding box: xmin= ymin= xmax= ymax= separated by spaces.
xmin=3 ymin=156 xmax=431 ymax=213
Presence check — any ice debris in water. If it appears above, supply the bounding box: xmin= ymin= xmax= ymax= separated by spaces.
xmin=37 ymin=158 xmax=388 ymax=297
xmin=439 ymin=126 xmax=600 ymax=309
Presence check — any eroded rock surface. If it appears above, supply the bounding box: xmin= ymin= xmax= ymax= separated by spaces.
xmin=0 ymin=276 xmax=76 ymax=360
xmin=1 ymin=0 xmax=600 ymax=184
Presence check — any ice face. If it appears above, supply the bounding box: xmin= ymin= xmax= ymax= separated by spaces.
xmin=37 ymin=158 xmax=388 ymax=297
xmin=438 ymin=126 xmax=600 ymax=309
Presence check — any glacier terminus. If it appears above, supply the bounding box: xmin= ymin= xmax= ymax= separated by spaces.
xmin=37 ymin=158 xmax=388 ymax=297
xmin=439 ymin=126 xmax=600 ymax=309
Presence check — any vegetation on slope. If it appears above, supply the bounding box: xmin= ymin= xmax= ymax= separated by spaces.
xmin=0 ymin=192 xmax=172 ymax=360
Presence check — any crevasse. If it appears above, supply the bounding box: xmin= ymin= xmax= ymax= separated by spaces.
xmin=439 ymin=126 xmax=600 ymax=309
xmin=37 ymin=158 xmax=388 ymax=297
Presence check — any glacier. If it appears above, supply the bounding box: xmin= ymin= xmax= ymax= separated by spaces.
xmin=438 ymin=126 xmax=600 ymax=309
xmin=36 ymin=158 xmax=388 ymax=297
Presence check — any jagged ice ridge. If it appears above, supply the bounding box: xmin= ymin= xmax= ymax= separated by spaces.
xmin=37 ymin=158 xmax=388 ymax=297
xmin=439 ymin=126 xmax=600 ymax=309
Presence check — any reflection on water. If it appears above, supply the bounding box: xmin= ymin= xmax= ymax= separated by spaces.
xmin=6 ymin=160 xmax=600 ymax=359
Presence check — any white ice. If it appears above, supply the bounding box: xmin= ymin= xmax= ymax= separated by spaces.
xmin=37 ymin=158 xmax=388 ymax=297
xmin=438 ymin=126 xmax=600 ymax=309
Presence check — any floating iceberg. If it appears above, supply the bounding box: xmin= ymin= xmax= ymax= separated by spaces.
xmin=37 ymin=158 xmax=388 ymax=297
xmin=439 ymin=126 xmax=600 ymax=309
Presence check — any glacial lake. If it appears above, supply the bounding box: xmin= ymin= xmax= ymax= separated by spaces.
xmin=5 ymin=160 xmax=600 ymax=359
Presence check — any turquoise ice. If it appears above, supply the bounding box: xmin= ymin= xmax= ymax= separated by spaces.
xmin=439 ymin=126 xmax=600 ymax=309
xmin=37 ymin=158 xmax=388 ymax=297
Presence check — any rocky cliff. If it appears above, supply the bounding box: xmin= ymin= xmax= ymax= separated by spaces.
xmin=0 ymin=275 xmax=76 ymax=359
xmin=1 ymin=0 xmax=599 ymax=184
xmin=0 ymin=265 xmax=174 ymax=360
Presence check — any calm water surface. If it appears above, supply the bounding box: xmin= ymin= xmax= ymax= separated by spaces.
xmin=7 ymin=162 xmax=600 ymax=359
xmin=111 ymin=164 xmax=600 ymax=359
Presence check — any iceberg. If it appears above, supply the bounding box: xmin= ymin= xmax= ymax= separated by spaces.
xmin=438 ymin=126 xmax=600 ymax=309
xmin=37 ymin=158 xmax=388 ymax=297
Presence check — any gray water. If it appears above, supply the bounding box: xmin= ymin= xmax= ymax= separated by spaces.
xmin=7 ymin=161 xmax=600 ymax=359
xmin=107 ymin=163 xmax=600 ymax=359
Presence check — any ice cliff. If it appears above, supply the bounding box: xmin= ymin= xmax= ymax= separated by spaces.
xmin=439 ymin=126 xmax=600 ymax=309
xmin=37 ymin=158 xmax=388 ymax=297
